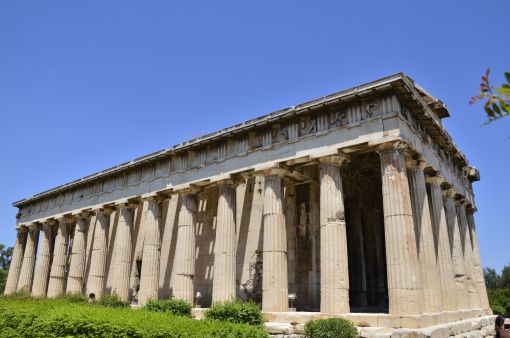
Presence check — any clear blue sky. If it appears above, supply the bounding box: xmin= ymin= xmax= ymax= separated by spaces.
xmin=0 ymin=1 xmax=508 ymax=272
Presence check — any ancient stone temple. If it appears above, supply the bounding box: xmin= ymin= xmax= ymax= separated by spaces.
xmin=5 ymin=73 xmax=492 ymax=332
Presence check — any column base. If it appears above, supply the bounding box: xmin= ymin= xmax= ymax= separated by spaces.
xmin=262 ymin=314 xmax=496 ymax=337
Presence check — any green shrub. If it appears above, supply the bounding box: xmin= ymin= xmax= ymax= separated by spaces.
xmin=488 ymin=287 xmax=510 ymax=314
xmin=204 ymin=299 xmax=263 ymax=326
xmin=55 ymin=293 xmax=87 ymax=304
xmin=0 ymin=297 xmax=267 ymax=337
xmin=305 ymin=318 xmax=358 ymax=338
xmin=144 ymin=299 xmax=192 ymax=317
xmin=0 ymin=290 xmax=31 ymax=300
xmin=97 ymin=294 xmax=130 ymax=308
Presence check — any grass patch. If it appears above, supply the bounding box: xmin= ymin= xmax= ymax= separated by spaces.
xmin=0 ymin=296 xmax=268 ymax=337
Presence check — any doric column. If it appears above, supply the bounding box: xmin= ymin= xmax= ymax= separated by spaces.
xmin=377 ymin=143 xmax=420 ymax=315
xmin=212 ymin=180 xmax=237 ymax=303
xmin=16 ymin=224 xmax=40 ymax=292
xmin=427 ymin=176 xmax=456 ymax=311
xmin=110 ymin=203 xmax=136 ymax=301
xmin=457 ymin=202 xmax=479 ymax=309
xmin=159 ymin=194 xmax=179 ymax=299
xmin=86 ymin=209 xmax=111 ymax=299
xmin=66 ymin=215 xmax=89 ymax=295
xmin=319 ymin=155 xmax=350 ymax=314
xmin=47 ymin=218 xmax=72 ymax=297
xmin=443 ymin=190 xmax=469 ymax=310
xmin=32 ymin=222 xmax=54 ymax=297
xmin=262 ymin=169 xmax=288 ymax=312
xmin=172 ymin=191 xmax=197 ymax=304
xmin=4 ymin=227 xmax=27 ymax=295
xmin=407 ymin=160 xmax=442 ymax=313
xmin=466 ymin=210 xmax=490 ymax=309
xmin=139 ymin=197 xmax=162 ymax=305
xmin=285 ymin=180 xmax=297 ymax=297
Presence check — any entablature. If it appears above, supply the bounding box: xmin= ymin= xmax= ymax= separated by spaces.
xmin=13 ymin=73 xmax=477 ymax=223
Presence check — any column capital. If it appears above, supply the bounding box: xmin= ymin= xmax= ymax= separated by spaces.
xmin=28 ymin=223 xmax=40 ymax=231
xmin=406 ymin=157 xmax=428 ymax=170
xmin=454 ymin=196 xmax=467 ymax=206
xmin=72 ymin=210 xmax=92 ymax=218
xmin=216 ymin=178 xmax=235 ymax=186
xmin=43 ymin=219 xmax=58 ymax=227
xmin=114 ymin=197 xmax=141 ymax=209
xmin=376 ymin=140 xmax=411 ymax=155
xmin=57 ymin=216 xmax=75 ymax=224
xmin=441 ymin=187 xmax=457 ymax=199
xmin=91 ymin=206 xmax=115 ymax=215
xmin=216 ymin=179 xmax=240 ymax=193
xmin=141 ymin=192 xmax=159 ymax=201
xmin=260 ymin=167 xmax=287 ymax=177
xmin=425 ymin=174 xmax=445 ymax=186
xmin=177 ymin=185 xmax=201 ymax=196
xmin=15 ymin=224 xmax=28 ymax=233
xmin=318 ymin=152 xmax=349 ymax=166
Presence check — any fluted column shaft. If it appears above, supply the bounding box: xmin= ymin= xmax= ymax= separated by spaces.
xmin=457 ymin=204 xmax=479 ymax=309
xmin=4 ymin=228 xmax=27 ymax=295
xmin=466 ymin=211 xmax=490 ymax=309
xmin=172 ymin=193 xmax=197 ymax=304
xmin=428 ymin=178 xmax=456 ymax=311
xmin=319 ymin=159 xmax=350 ymax=314
xmin=110 ymin=206 xmax=135 ymax=301
xmin=66 ymin=217 xmax=89 ymax=295
xmin=285 ymin=181 xmax=297 ymax=297
xmin=262 ymin=171 xmax=288 ymax=312
xmin=212 ymin=182 xmax=237 ymax=303
xmin=32 ymin=223 xmax=54 ymax=297
xmin=86 ymin=211 xmax=110 ymax=298
xmin=407 ymin=163 xmax=442 ymax=313
xmin=443 ymin=191 xmax=469 ymax=310
xmin=47 ymin=220 xmax=71 ymax=297
xmin=139 ymin=199 xmax=162 ymax=305
xmin=378 ymin=145 xmax=420 ymax=315
xmin=17 ymin=225 xmax=39 ymax=292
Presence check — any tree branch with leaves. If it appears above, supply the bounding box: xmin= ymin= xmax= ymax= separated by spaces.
xmin=470 ymin=69 xmax=510 ymax=124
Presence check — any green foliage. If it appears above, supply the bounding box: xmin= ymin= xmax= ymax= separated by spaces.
xmin=0 ymin=297 xmax=268 ymax=337
xmin=501 ymin=265 xmax=510 ymax=288
xmin=0 ymin=244 xmax=13 ymax=270
xmin=487 ymin=288 xmax=510 ymax=315
xmin=304 ymin=318 xmax=358 ymax=338
xmin=0 ymin=244 xmax=13 ymax=294
xmin=0 ymin=270 xmax=7 ymax=294
xmin=0 ymin=291 xmax=32 ymax=300
xmin=485 ymin=265 xmax=510 ymax=289
xmin=97 ymin=294 xmax=130 ymax=308
xmin=144 ymin=299 xmax=192 ymax=317
xmin=204 ymin=299 xmax=263 ymax=326
xmin=55 ymin=293 xmax=88 ymax=304
xmin=484 ymin=263 xmax=510 ymax=315
xmin=485 ymin=267 xmax=501 ymax=289
xmin=470 ymin=69 xmax=510 ymax=124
